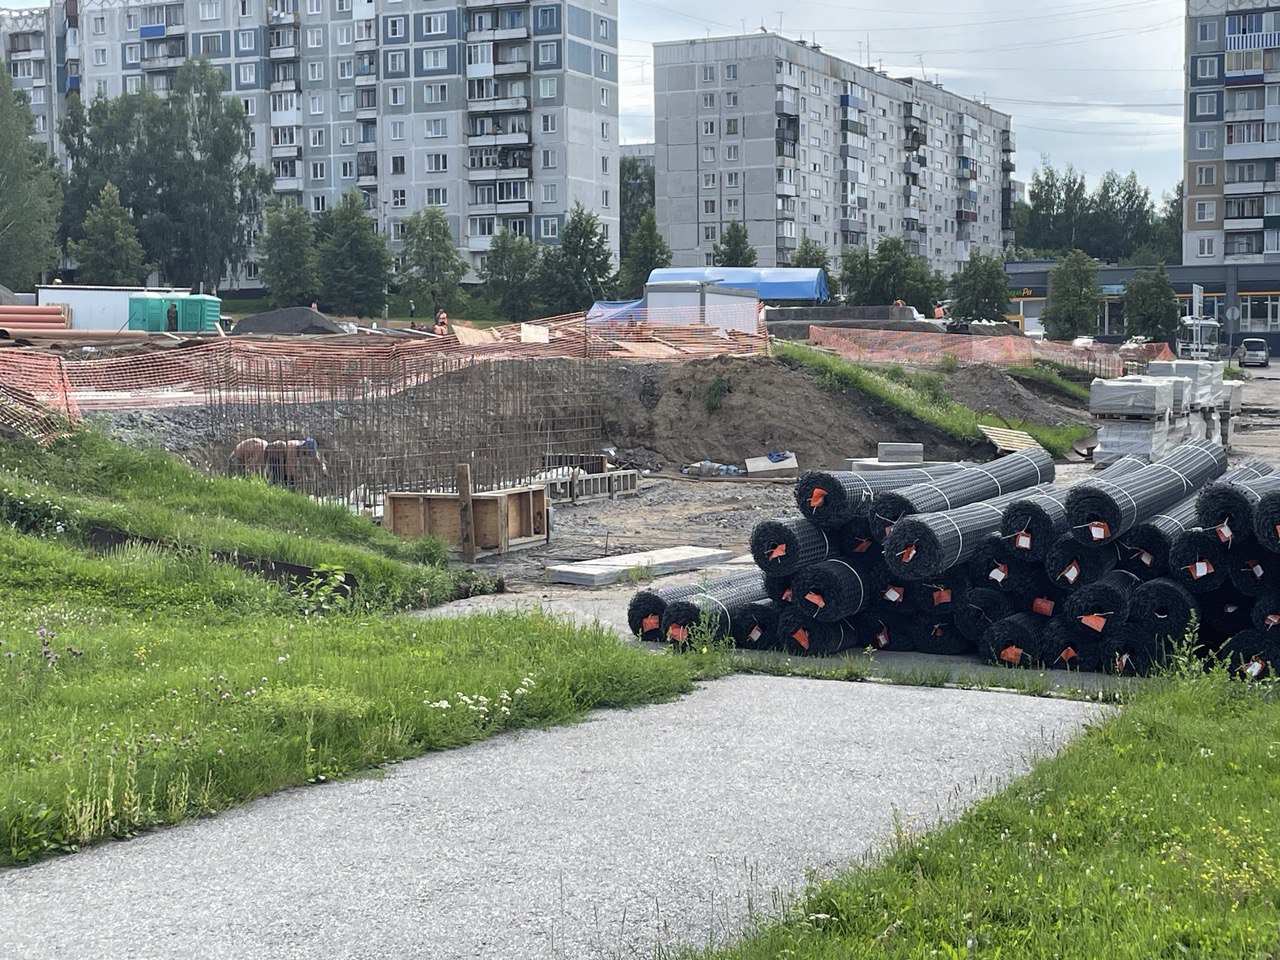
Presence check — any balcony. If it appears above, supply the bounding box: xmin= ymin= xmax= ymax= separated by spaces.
xmin=956 ymin=209 xmax=978 ymax=223
xmin=839 ymin=143 xmax=868 ymax=161
xmin=1001 ymin=130 xmax=1016 ymax=153
xmin=904 ymin=158 xmax=922 ymax=176
xmin=1224 ymin=216 xmax=1265 ymax=230
xmin=467 ymin=163 xmax=532 ymax=180
xmin=775 ymin=95 xmax=800 ymax=117
xmin=776 ymin=235 xmax=798 ymax=250
xmin=1001 ymin=157 xmax=1015 ymax=173
xmin=467 ymin=235 xmax=495 ymax=252
xmin=840 ymin=119 xmax=867 ymax=137
xmin=356 ymin=105 xmax=377 ymax=121
xmin=775 ymin=127 xmax=798 ymax=144
xmin=268 ymin=9 xmax=298 ymax=24
xmin=272 ymin=176 xmax=302 ymax=192
xmin=1225 ymin=180 xmax=1267 ymax=195
xmin=776 ymin=181 xmax=798 ymax=197
xmin=270 ymin=77 xmax=299 ymax=93
xmin=495 ymin=200 xmax=532 ymax=215
xmin=270 ymin=107 xmax=301 ymax=126
xmin=140 ymin=54 xmax=186 ymax=72
xmin=467 ymin=130 xmax=532 ymax=147
xmin=468 ymin=95 xmax=530 ymax=113
xmin=467 ymin=26 xmax=530 ymax=42
xmin=494 ymin=59 xmax=531 ymax=76
xmin=269 ymin=44 xmax=299 ymax=60
xmin=271 ymin=143 xmax=302 ymax=159
xmin=839 ymin=93 xmax=868 ymax=111
xmin=1226 ymin=31 xmax=1280 ymax=51
xmin=1225 ymin=141 xmax=1275 ymax=160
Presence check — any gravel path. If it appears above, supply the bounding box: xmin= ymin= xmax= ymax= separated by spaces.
xmin=0 ymin=675 xmax=1101 ymax=960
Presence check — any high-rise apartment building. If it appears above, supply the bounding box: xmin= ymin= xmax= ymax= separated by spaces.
xmin=1 ymin=1 xmax=77 ymax=157
xmin=4 ymin=0 xmax=620 ymax=288
xmin=653 ymin=34 xmax=1015 ymax=276
xmin=1184 ymin=0 xmax=1280 ymax=267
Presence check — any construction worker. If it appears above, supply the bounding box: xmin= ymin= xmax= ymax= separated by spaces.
xmin=166 ymin=301 xmax=178 ymax=332
xmin=433 ymin=308 xmax=448 ymax=336
xmin=408 ymin=298 xmax=416 ymax=319
xmin=933 ymin=302 xmax=946 ymax=320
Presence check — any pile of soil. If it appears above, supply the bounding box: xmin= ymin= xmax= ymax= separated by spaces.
xmin=942 ymin=364 xmax=1082 ymax=427
xmin=600 ymin=356 xmax=979 ymax=472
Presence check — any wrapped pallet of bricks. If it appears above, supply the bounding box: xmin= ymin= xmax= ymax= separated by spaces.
xmin=1203 ymin=408 xmax=1223 ymax=451
xmin=1089 ymin=376 xmax=1174 ymax=418
xmin=1091 ymin=376 xmax=1178 ymax=465
xmin=1146 ymin=360 xmax=1225 ymax=410
xmin=1094 ymin=417 xmax=1180 ymax=465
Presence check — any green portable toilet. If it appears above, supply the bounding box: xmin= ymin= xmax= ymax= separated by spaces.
xmin=178 ymin=295 xmax=220 ymax=333
xmin=127 ymin=293 xmax=171 ymax=332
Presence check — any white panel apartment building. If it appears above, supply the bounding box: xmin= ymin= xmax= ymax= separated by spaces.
xmin=3 ymin=0 xmax=620 ymax=287
xmin=654 ymin=34 xmax=1016 ymax=276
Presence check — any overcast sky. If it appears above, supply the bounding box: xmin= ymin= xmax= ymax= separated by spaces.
xmin=1 ymin=0 xmax=1186 ymax=196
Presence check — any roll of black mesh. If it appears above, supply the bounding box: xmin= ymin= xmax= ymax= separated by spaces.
xmin=776 ymin=608 xmax=859 ymax=656
xmin=1227 ymin=547 xmax=1280 ymax=599
xmin=868 ymin=449 xmax=1055 ymax=544
xmin=1013 ymin=569 xmax=1065 ymax=619
xmin=732 ymin=600 xmax=783 ymax=651
xmin=1167 ymin=529 xmax=1232 ymax=594
xmin=1252 ymin=490 xmax=1280 ymax=555
xmin=1118 ymin=494 xmax=1198 ymax=581
xmin=967 ymin=532 xmax=1026 ymax=593
xmin=904 ymin=568 xmax=970 ymax=617
xmin=1130 ymin=577 xmax=1198 ymax=646
xmin=954 ymin=587 xmax=1013 ymax=642
xmin=1062 ymin=569 xmax=1140 ymax=638
xmin=627 ymin=573 xmax=761 ymax=641
xmin=1212 ymin=630 xmax=1279 ymax=680
xmin=1000 ymin=456 xmax=1147 ymax=563
xmin=794 ymin=463 xmax=968 ymax=530
xmin=1041 ymin=618 xmax=1105 ymax=671
xmin=1199 ymin=587 xmax=1254 ymax=647
xmin=1105 ymin=625 xmax=1163 ymax=676
xmin=882 ymin=485 xmax=1056 ymax=582
xmin=915 ymin=619 xmax=976 ymax=656
xmin=764 ymin=574 xmax=793 ymax=604
xmin=791 ymin=558 xmax=871 ymax=623
xmin=750 ymin=517 xmax=836 ymax=575
xmin=867 ymin=563 xmax=931 ymax=613
xmin=661 ymin=576 xmax=770 ymax=647
xmin=1194 ymin=460 xmax=1280 ymax=543
xmin=1044 ymin=534 xmax=1120 ymax=594
xmin=982 ymin=613 xmax=1045 ymax=668
xmin=1250 ymin=591 xmax=1280 ymax=637
xmin=1065 ymin=439 xmax=1227 ymax=545
xmin=857 ymin=610 xmax=922 ymax=653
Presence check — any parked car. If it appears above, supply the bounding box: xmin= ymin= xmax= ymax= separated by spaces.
xmin=1241 ymin=338 xmax=1270 ymax=367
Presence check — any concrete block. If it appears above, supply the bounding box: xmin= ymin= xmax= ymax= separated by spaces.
xmin=877 ymin=442 xmax=924 ymax=463
xmin=745 ymin=452 xmax=799 ymax=478
xmin=546 ymin=546 xmax=735 ymax=586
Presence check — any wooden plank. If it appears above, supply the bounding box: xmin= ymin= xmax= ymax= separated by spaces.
xmin=546 ymin=546 xmax=735 ymax=586
xmin=978 ymin=425 xmax=1044 ymax=454
xmin=457 ymin=464 xmax=476 ymax=563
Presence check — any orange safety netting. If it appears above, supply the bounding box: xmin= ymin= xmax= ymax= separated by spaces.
xmin=0 ymin=309 xmax=770 ymax=413
xmin=809 ymin=327 xmax=1124 ymax=378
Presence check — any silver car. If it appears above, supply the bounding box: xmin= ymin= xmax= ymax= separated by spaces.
xmin=1242 ymin=338 xmax=1270 ymax=367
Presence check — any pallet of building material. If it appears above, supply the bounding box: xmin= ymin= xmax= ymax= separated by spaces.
xmin=543 ymin=469 xmax=641 ymax=504
xmin=1227 ymin=381 xmax=1244 ymax=415
xmin=1145 ymin=360 xmax=1225 ymax=409
xmin=1089 ymin=376 xmax=1174 ymax=418
xmin=1093 ymin=418 xmax=1181 ymax=465
xmin=547 ymin=546 xmax=735 ymax=585
xmin=977 ymin=425 xmax=1043 ymax=454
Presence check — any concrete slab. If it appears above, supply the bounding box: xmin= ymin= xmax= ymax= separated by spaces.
xmin=0 ymin=676 xmax=1103 ymax=960
xmin=545 ymin=546 xmax=734 ymax=585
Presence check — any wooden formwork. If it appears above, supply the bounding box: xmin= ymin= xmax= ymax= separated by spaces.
xmin=386 ymin=486 xmax=550 ymax=557
xmin=544 ymin=469 xmax=641 ymax=504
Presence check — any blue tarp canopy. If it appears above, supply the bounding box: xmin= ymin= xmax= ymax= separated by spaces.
xmin=586 ymin=299 xmax=645 ymax=322
xmin=646 ymin=267 xmax=830 ymax=302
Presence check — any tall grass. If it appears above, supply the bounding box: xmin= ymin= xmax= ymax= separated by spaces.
xmin=1007 ymin=363 xmax=1092 ymax=403
xmin=683 ymin=666 xmax=1280 ymax=959
xmin=777 ymin=343 xmax=1090 ymax=458
xmin=0 ymin=529 xmax=710 ymax=865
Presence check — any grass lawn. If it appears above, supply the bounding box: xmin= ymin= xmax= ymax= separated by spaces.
xmin=778 ymin=343 xmax=1092 ymax=458
xmin=684 ymin=663 xmax=1280 ymax=959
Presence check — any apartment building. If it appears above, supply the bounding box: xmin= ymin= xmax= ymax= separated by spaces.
xmin=1 ymin=1 xmax=78 ymax=157
xmin=5 ymin=0 xmax=620 ymax=287
xmin=653 ymin=34 xmax=1016 ymax=276
xmin=1184 ymin=0 xmax=1280 ymax=270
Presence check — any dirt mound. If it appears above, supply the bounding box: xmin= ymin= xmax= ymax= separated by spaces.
xmin=942 ymin=364 xmax=1082 ymax=427
xmin=232 ymin=307 xmax=343 ymax=336
xmin=600 ymin=356 xmax=980 ymax=472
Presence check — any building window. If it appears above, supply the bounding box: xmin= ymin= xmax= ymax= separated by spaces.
xmin=1197 ymin=129 xmax=1217 ymax=150
xmin=725 ymin=145 xmax=740 ymax=161
xmin=600 ymin=87 xmax=610 ymax=107
xmin=598 ymin=18 xmax=609 ymax=40
xmin=307 ymin=27 xmax=323 ymax=48
xmin=704 ymin=225 xmax=717 ymax=241
xmin=703 ymin=200 xmax=716 ymax=214
xmin=541 ymin=218 xmax=559 ymax=239
xmin=1198 ymin=237 xmax=1215 ymax=257
xmin=237 ymin=30 xmax=254 ymax=51
xmin=309 ymin=128 xmax=325 ymax=147
xmin=307 ymin=0 xmax=320 ymax=12
xmin=91 ymin=15 xmax=105 ymax=34
xmin=126 ymin=13 xmax=139 ymax=30
xmin=469 ymin=216 xmax=496 ymax=237
xmin=312 ymin=195 xmax=327 ymax=213
xmin=725 ymin=118 xmax=739 ymax=135
xmin=93 ymin=47 xmax=107 ymax=66
xmin=388 ymin=52 xmax=406 ymax=73
xmin=702 ymin=65 xmax=715 ymax=82
xmin=702 ymin=120 xmax=716 ymax=136
xmin=239 ymin=63 xmax=256 ymax=84
xmin=425 ymin=187 xmax=448 ymax=205
xmin=703 ymin=173 xmax=717 ymax=188
xmin=392 ymin=188 xmax=406 ymax=208
xmin=601 ymin=121 xmax=610 ymax=140
xmin=310 ymin=161 xmax=325 ymax=180
xmin=1196 ymin=165 xmax=1217 ymax=186
xmin=601 ymin=189 xmax=610 ymax=208
xmin=1196 ymin=93 xmax=1217 ymax=116
xmin=1198 ymin=21 xmax=1218 ymax=43
xmin=308 ymin=61 xmax=324 ymax=81
xmin=1195 ymin=200 xmax=1216 ymax=221
xmin=725 ymin=64 xmax=737 ymax=80
xmin=199 ymin=2 xmax=222 ymax=21
xmin=339 ymin=92 xmax=354 ymax=112
xmin=386 ymin=17 xmax=406 ymax=38
xmin=725 ymin=92 xmax=738 ymax=107
xmin=340 ymin=160 xmax=354 ymax=178
xmin=424 ymin=82 xmax=447 ymax=102
xmin=390 ymin=85 xmax=405 ymax=105
xmin=425 ymin=153 xmax=448 ymax=172
xmin=537 ymin=7 xmax=555 ymax=29
xmin=538 ymin=42 xmax=557 ymax=65
xmin=422 ymin=14 xmax=446 ymax=34
xmin=702 ymin=146 xmax=716 ymax=162
xmin=337 ymin=24 xmax=352 ymax=45
xmin=599 ymin=52 xmax=609 ymax=72
xmin=1198 ymin=58 xmax=1219 ymax=80
xmin=126 ymin=76 xmax=142 ymax=94
xmin=425 ymin=117 xmax=445 ymax=137
xmin=338 ymin=59 xmax=353 ymax=79
xmin=542 ymin=183 xmax=557 ymax=203
xmin=726 ymin=171 xmax=740 ymax=188
xmin=542 ymin=148 xmax=557 ymax=168
xmin=340 ymin=126 xmax=354 ymax=144
xmin=540 ymin=78 xmax=557 ymax=99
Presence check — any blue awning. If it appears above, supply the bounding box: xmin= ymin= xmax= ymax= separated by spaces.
xmin=645 ymin=267 xmax=830 ymax=302
xmin=586 ymin=299 xmax=645 ymax=322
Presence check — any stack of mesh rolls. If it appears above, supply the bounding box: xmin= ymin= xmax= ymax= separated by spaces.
xmin=660 ymin=574 xmax=770 ymax=648
xmin=794 ymin=463 xmax=968 ymax=531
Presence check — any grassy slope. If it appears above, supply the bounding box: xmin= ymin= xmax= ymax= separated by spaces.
xmin=0 ymin=432 xmax=480 ymax=608
xmin=777 ymin=343 xmax=1090 ymax=458
xmin=1007 ymin=364 xmax=1092 ymax=404
xmin=687 ymin=667 xmax=1280 ymax=959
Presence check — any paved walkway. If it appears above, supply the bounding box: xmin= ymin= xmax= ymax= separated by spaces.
xmin=0 ymin=676 xmax=1102 ymax=960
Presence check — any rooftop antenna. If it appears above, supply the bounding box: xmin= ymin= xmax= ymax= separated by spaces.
xmin=917 ymin=54 xmax=927 ymax=81
xmin=777 ymin=12 xmax=784 ymax=32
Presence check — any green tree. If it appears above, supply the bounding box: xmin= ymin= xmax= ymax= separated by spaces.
xmin=1122 ymin=265 xmax=1180 ymax=342
xmin=949 ymin=249 xmax=1010 ymax=324
xmin=1025 ymin=160 xmax=1090 ymax=253
xmin=537 ymin=203 xmax=614 ymax=315
xmin=1085 ymin=170 xmax=1153 ymax=263
xmin=258 ymin=202 xmax=318 ymax=308
xmin=713 ymin=220 xmax=757 ymax=267
xmin=67 ymin=182 xmax=149 ymax=285
xmin=840 ymin=237 xmax=945 ymax=315
xmin=398 ymin=206 xmax=468 ymax=316
xmin=791 ymin=236 xmax=831 ymax=286
xmin=1042 ymin=249 xmax=1100 ymax=341
xmin=480 ymin=228 xmax=543 ymax=322
xmin=317 ymin=190 xmax=391 ymax=317
xmin=0 ymin=70 xmax=60 ymax=290
xmin=59 ymin=59 xmax=269 ymax=291
xmin=617 ymin=208 xmax=671 ymax=300
xmin=1132 ymin=181 xmax=1183 ymax=267
xmin=619 ymin=155 xmax=654 ymax=259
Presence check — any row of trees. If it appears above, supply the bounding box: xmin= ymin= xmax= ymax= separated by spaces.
xmin=1041 ymin=250 xmax=1180 ymax=342
xmin=1015 ymin=161 xmax=1183 ymax=266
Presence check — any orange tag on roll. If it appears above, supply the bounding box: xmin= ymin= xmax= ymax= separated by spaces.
xmin=769 ymin=543 xmax=787 ymax=560
xmin=1245 ymin=659 xmax=1265 ymax=679
xmin=1062 ymin=562 xmax=1080 ymax=585
xmin=853 ymin=539 xmax=872 ymax=554
xmin=748 ymin=626 xmax=762 ymax=643
xmin=1060 ymin=647 xmax=1078 ymax=664
xmin=1251 ymin=562 xmax=1265 ymax=579
xmin=1116 ymin=653 xmax=1132 ymax=673
xmin=933 ymin=588 xmax=953 ymax=606
xmin=883 ymin=585 xmax=903 ymax=603
xmin=1138 ymin=550 xmax=1154 ymax=567
xmin=808 ymin=488 xmax=827 ymax=508
xmin=999 ymin=645 xmax=1023 ymax=665
xmin=1015 ymin=533 xmax=1032 ymax=551
xmin=1187 ymin=560 xmax=1213 ymax=580
xmin=1216 ymin=522 xmax=1233 ymax=543
xmin=988 ymin=564 xmax=1008 ymax=584
xmin=898 ymin=544 xmax=917 ymax=564
xmin=1089 ymin=522 xmax=1111 ymax=541
xmin=642 ymin=614 xmax=660 ymax=632
xmin=782 ymin=588 xmax=793 ymax=602
xmin=805 ymin=591 xmax=826 ymax=610
xmin=792 ymin=628 xmax=811 ymax=650
xmin=1033 ymin=597 xmax=1055 ymax=616
xmin=1081 ymin=614 xmax=1108 ymax=633
xmin=875 ymin=629 xmax=890 ymax=648
xmin=668 ymin=624 xmax=688 ymax=643
xmin=1266 ymin=614 xmax=1280 ymax=628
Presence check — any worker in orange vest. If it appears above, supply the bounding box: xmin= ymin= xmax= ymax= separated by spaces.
xmin=433 ymin=308 xmax=448 ymax=336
